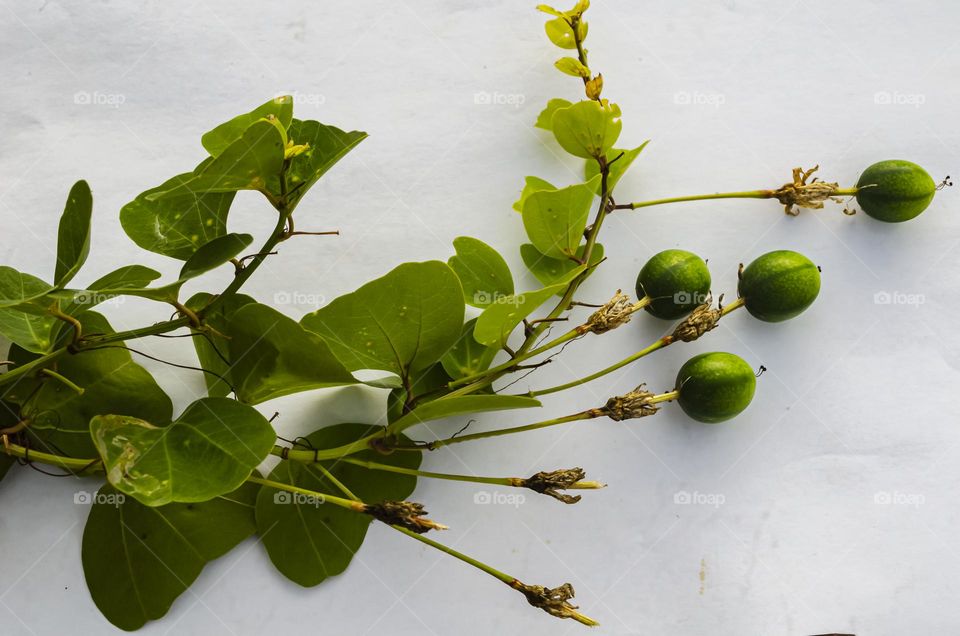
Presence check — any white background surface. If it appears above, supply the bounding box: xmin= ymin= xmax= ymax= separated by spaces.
xmin=1 ymin=1 xmax=958 ymax=634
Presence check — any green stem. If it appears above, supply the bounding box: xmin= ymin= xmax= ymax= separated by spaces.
xmin=401 ymin=409 xmax=604 ymax=450
xmin=40 ymin=369 xmax=85 ymax=395
xmin=2 ymin=442 xmax=102 ymax=473
xmin=246 ymin=475 xmax=366 ymax=513
xmin=624 ymin=187 xmax=858 ymax=210
xmin=527 ymin=298 xmax=745 ymax=397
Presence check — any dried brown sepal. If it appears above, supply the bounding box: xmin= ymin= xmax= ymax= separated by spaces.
xmin=585 ymin=73 xmax=603 ymax=100
xmin=672 ymin=297 xmax=722 ymax=343
xmin=511 ymin=580 xmax=599 ymax=626
xmin=522 ymin=467 xmax=587 ymax=504
xmin=581 ymin=289 xmax=636 ymax=334
xmin=364 ymin=501 xmax=448 ymax=533
xmin=773 ymin=165 xmax=844 ymax=216
xmin=604 ymin=383 xmax=659 ymax=421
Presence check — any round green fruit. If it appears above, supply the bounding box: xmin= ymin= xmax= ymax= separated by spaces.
xmin=636 ymin=249 xmax=711 ymax=320
xmin=856 ymin=159 xmax=936 ymax=223
xmin=738 ymin=250 xmax=820 ymax=323
xmin=675 ymin=352 xmax=756 ymax=423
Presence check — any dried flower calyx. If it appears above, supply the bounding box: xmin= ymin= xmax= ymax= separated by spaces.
xmin=581 ymin=289 xmax=640 ymax=334
xmin=604 ymin=383 xmax=659 ymax=421
xmin=671 ymin=296 xmax=722 ymax=342
xmin=773 ymin=165 xmax=845 ymax=216
xmin=511 ymin=580 xmax=599 ymax=626
xmin=520 ymin=468 xmax=587 ymax=503
xmin=364 ymin=501 xmax=448 ymax=533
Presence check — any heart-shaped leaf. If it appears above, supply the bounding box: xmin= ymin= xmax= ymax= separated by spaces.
xmin=473 ymin=265 xmax=585 ymax=347
xmin=91 ymin=397 xmax=274 ymax=506
xmin=448 ymin=236 xmax=514 ymax=307
xmin=54 ymin=180 xmax=93 ymax=287
xmin=301 ymin=261 xmax=464 ymax=381
xmin=551 ymin=99 xmax=622 ymax=159
xmin=82 ymin=481 xmax=258 ymax=631
xmin=256 ymin=423 xmax=420 ymax=587
xmin=521 ymin=176 xmax=600 ymax=259
xmin=120 ymin=170 xmax=236 ymax=260
xmin=202 ymin=95 xmax=293 ymax=157
xmin=147 ymin=119 xmax=286 ymax=199
xmin=2 ymin=312 xmax=173 ymax=457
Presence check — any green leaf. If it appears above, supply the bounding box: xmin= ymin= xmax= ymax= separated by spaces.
xmin=301 ymin=261 xmax=464 ymax=380
xmin=441 ymin=318 xmax=498 ymax=380
xmin=284 ymin=119 xmax=368 ymax=208
xmin=3 ymin=312 xmax=172 ymax=456
xmin=551 ymin=99 xmax=622 ymax=159
xmin=186 ymin=292 xmax=255 ymax=398
xmin=521 ymin=242 xmax=604 ymax=293
xmin=544 ymin=17 xmax=587 ymax=49
xmin=555 ymin=56 xmax=590 ymax=78
xmin=202 ymin=96 xmax=293 ymax=157
xmin=513 ymin=176 xmax=557 ymax=212
xmin=535 ymin=99 xmax=572 ymax=131
xmin=521 ymin=176 xmax=600 ymax=259
xmin=91 ymin=397 xmax=274 ymax=506
xmin=584 ymin=141 xmax=650 ymax=194
xmin=147 ymin=119 xmax=286 ymax=199
xmin=82 ymin=481 xmax=258 ymax=631
xmin=448 ymin=237 xmax=514 ymax=307
xmin=0 ymin=403 xmax=17 ymax=482
xmin=256 ymin=423 xmax=420 ymax=587
xmin=389 ymin=394 xmax=541 ymax=434
xmin=206 ymin=301 xmax=357 ymax=404
xmin=0 ymin=306 xmax=56 ymax=353
xmin=87 ymin=265 xmax=162 ymax=291
xmin=0 ymin=266 xmax=52 ymax=309
xmin=120 ymin=170 xmax=236 ymax=260
xmin=473 ymin=266 xmax=585 ymax=347
xmin=54 ymin=180 xmax=93 ymax=287
xmin=179 ymin=232 xmax=252 ymax=281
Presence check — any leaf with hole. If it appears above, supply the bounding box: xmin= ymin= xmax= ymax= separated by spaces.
xmin=301 ymin=261 xmax=464 ymax=380
xmin=448 ymin=236 xmax=514 ymax=307
xmin=521 ymin=175 xmax=600 ymax=259
xmin=82 ymin=481 xmax=258 ymax=631
xmin=256 ymin=423 xmax=421 ymax=587
xmin=90 ymin=397 xmax=274 ymax=506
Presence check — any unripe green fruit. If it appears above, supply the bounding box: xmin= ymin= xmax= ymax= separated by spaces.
xmin=635 ymin=249 xmax=711 ymax=320
xmin=856 ymin=160 xmax=936 ymax=223
xmin=675 ymin=352 xmax=756 ymax=423
xmin=738 ymin=250 xmax=820 ymax=323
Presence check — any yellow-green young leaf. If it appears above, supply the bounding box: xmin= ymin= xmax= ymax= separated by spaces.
xmin=256 ymin=424 xmax=420 ymax=587
xmin=534 ymin=98 xmax=573 ymax=131
xmin=551 ymin=99 xmax=623 ymax=159
xmin=448 ymin=236 xmax=514 ymax=307
xmin=54 ymin=180 xmax=93 ymax=287
xmin=441 ymin=318 xmax=498 ymax=379
xmin=513 ymin=176 xmax=557 ymax=212
xmin=301 ymin=261 xmax=464 ymax=380
xmin=202 ymin=95 xmax=294 ymax=157
xmin=522 ymin=175 xmax=601 ymax=259
xmin=91 ymin=397 xmax=274 ymax=507
xmin=585 ymin=141 xmax=651 ymax=194
xmin=147 ymin=119 xmax=286 ymax=199
xmin=536 ymin=4 xmax=566 ymax=17
xmin=555 ymin=56 xmax=590 ymax=78
xmin=120 ymin=167 xmax=236 ymax=260
xmin=521 ymin=242 xmax=604 ymax=294
xmin=544 ymin=17 xmax=587 ymax=49
xmin=473 ymin=266 xmax=585 ymax=347
xmin=82 ymin=482 xmax=258 ymax=631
